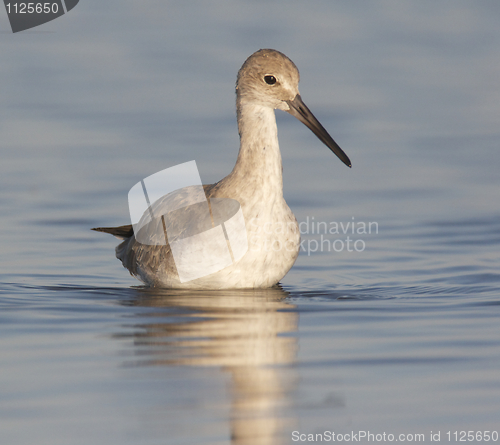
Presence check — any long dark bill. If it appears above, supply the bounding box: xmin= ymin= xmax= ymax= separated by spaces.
xmin=286 ymin=94 xmax=351 ymax=168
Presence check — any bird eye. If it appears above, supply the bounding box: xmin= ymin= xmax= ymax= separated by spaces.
xmin=264 ymin=75 xmax=277 ymax=85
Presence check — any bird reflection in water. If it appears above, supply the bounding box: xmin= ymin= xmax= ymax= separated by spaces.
xmin=120 ymin=285 xmax=298 ymax=445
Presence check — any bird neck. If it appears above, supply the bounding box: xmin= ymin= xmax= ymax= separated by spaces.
xmin=229 ymin=100 xmax=283 ymax=198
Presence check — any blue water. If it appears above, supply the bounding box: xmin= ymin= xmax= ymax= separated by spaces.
xmin=1 ymin=2 xmax=499 ymax=444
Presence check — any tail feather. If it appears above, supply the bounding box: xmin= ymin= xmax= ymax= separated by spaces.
xmin=92 ymin=224 xmax=134 ymax=239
